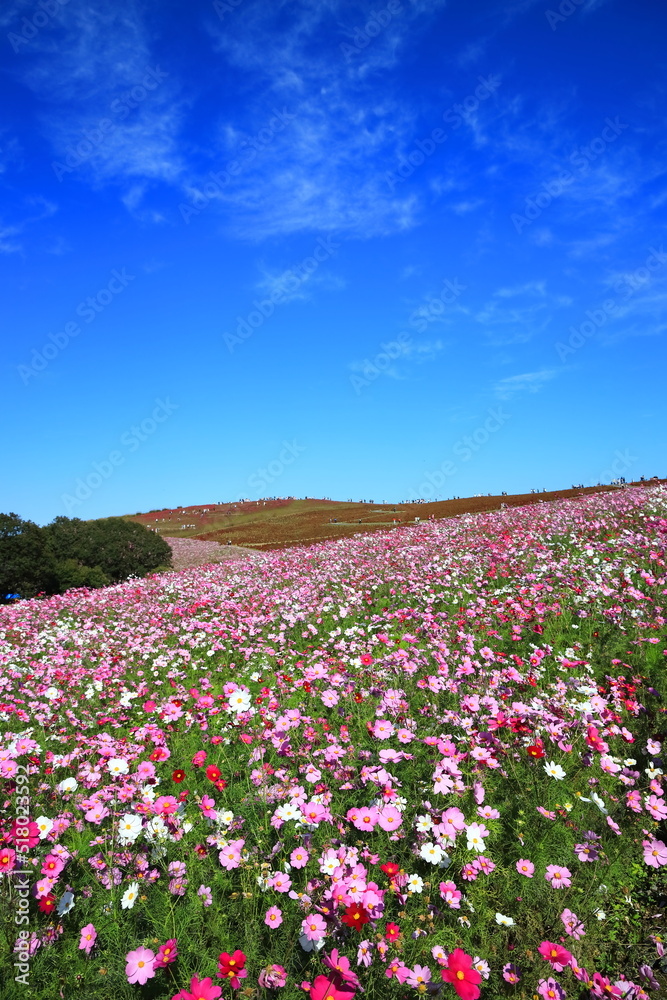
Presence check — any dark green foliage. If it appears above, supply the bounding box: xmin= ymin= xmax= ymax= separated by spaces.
xmin=0 ymin=513 xmax=173 ymax=600
xmin=74 ymin=516 xmax=173 ymax=584
xmin=0 ymin=512 xmax=54 ymax=601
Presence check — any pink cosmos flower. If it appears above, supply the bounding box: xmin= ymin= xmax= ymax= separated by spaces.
xmin=198 ymin=885 xmax=213 ymax=906
xmin=41 ymin=854 xmax=65 ymax=877
xmin=265 ymin=906 xmax=283 ymax=928
xmin=516 ymin=859 xmax=534 ymax=877
xmin=537 ymin=977 xmax=566 ymax=1000
xmin=219 ymin=839 xmax=244 ymax=870
xmin=372 ymin=719 xmax=395 ymax=739
xmin=153 ymin=795 xmax=178 ymax=816
xmin=376 ymin=806 xmax=402 ymax=831
xmin=406 ymin=965 xmax=432 ymax=989
xmin=291 ymin=847 xmax=309 ymax=868
xmin=545 ymin=865 xmax=571 ymax=888
xmin=646 ymin=795 xmax=667 ymax=821
xmin=503 ymin=964 xmax=521 ymax=983
xmin=439 ymin=880 xmax=462 ymax=908
xmin=84 ymin=805 xmax=109 ymax=824
xmin=474 ymin=855 xmax=496 ymax=875
xmin=351 ymin=807 xmax=378 ymax=832
xmin=440 ymin=807 xmax=466 ymax=837
xmin=269 ymin=872 xmax=292 ymax=893
xmin=79 ymin=923 xmax=97 ymax=955
xmin=200 ymin=795 xmax=217 ymax=819
xmin=385 ymin=959 xmax=410 ymax=984
xmin=537 ymin=941 xmax=572 ymax=973
xmin=592 ymin=973 xmax=622 ymax=997
xmin=574 ymin=842 xmax=599 ymax=862
xmin=643 ymin=839 xmax=667 ymax=867
xmin=126 ymin=947 xmax=156 ymax=985
xmin=172 ymin=976 xmax=221 ymax=1000
xmin=7 ymin=820 xmax=40 ymax=848
xmin=35 ymin=877 xmax=57 ymax=898
xmin=461 ymin=863 xmax=478 ymax=881
xmin=302 ymin=913 xmax=327 ymax=941
xmin=302 ymin=802 xmax=327 ymax=825
xmin=560 ymin=908 xmax=585 ymax=939
xmin=357 ymin=940 xmax=373 ymax=967
xmin=258 ymin=965 xmax=287 ymax=989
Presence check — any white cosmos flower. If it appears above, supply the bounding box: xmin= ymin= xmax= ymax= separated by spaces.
xmin=544 ymin=761 xmax=566 ymax=780
xmin=107 ymin=758 xmax=129 ymax=776
xmin=57 ymin=891 xmax=75 ymax=915
xmin=420 ymin=842 xmax=443 ymax=864
xmin=590 ymin=792 xmax=608 ymax=815
xmin=227 ymin=690 xmax=251 ymax=713
xmin=35 ymin=816 xmax=53 ymax=839
xmin=117 ymin=814 xmax=142 ymax=844
xmin=415 ymin=814 xmax=433 ymax=832
xmin=57 ymin=777 xmax=78 ymax=793
xmin=121 ymin=882 xmax=140 ymax=909
xmin=495 ymin=912 xmax=514 ymax=926
xmin=407 ymin=874 xmax=424 ymax=893
xmin=299 ymin=933 xmax=325 ymax=953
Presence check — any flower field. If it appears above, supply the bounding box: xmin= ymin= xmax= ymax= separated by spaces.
xmin=1 ymin=486 xmax=666 ymax=1000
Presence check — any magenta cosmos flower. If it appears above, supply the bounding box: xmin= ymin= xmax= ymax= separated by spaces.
xmin=126 ymin=947 xmax=156 ymax=985
xmin=545 ymin=865 xmax=571 ymax=888
xmin=172 ymin=976 xmax=222 ymax=1000
xmin=323 ymin=949 xmax=361 ymax=988
xmin=154 ymin=939 xmax=178 ymax=967
xmin=516 ymin=859 xmax=534 ymax=877
xmin=643 ymin=839 xmax=667 ymax=868
xmin=537 ymin=941 xmax=572 ymax=973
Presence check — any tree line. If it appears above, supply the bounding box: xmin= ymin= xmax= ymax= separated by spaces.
xmin=0 ymin=514 xmax=172 ymax=602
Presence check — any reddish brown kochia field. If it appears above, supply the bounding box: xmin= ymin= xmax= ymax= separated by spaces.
xmin=128 ymin=480 xmax=667 ymax=556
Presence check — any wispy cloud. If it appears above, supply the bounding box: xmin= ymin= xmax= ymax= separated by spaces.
xmin=4 ymin=1 xmax=186 ymax=199
xmin=493 ymin=368 xmax=558 ymax=399
xmin=203 ymin=0 xmax=448 ymax=238
xmin=0 ymin=197 xmax=57 ymax=254
xmin=475 ymin=282 xmax=568 ymax=345
xmin=254 ymin=262 xmax=345 ymax=304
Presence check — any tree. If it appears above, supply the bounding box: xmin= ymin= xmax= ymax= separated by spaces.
xmin=0 ymin=513 xmax=54 ymax=601
xmin=85 ymin=517 xmax=172 ymax=582
xmin=43 ymin=516 xmax=172 ymax=585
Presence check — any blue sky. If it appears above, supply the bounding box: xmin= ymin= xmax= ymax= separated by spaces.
xmin=2 ymin=0 xmax=666 ymax=524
